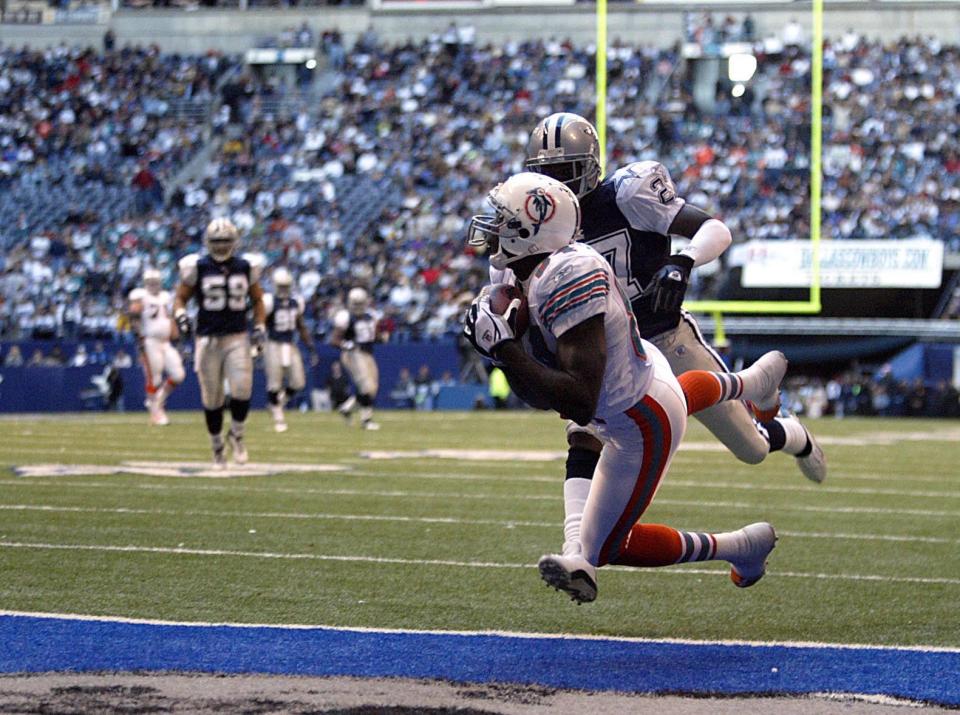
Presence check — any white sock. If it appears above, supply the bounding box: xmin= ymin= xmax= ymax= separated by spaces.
xmin=776 ymin=415 xmax=810 ymax=456
xmin=340 ymin=396 xmax=356 ymax=414
xmin=360 ymin=407 xmax=374 ymax=423
xmin=710 ymin=529 xmax=743 ymax=561
xmin=230 ymin=422 xmax=245 ymax=439
xmin=562 ymin=477 xmax=591 ymax=555
xmin=211 ymin=433 xmax=224 ymax=451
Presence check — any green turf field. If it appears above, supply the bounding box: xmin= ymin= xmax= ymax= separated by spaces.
xmin=0 ymin=412 xmax=957 ymax=648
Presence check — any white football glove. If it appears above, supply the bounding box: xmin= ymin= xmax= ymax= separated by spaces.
xmin=462 ymin=294 xmax=517 ymax=362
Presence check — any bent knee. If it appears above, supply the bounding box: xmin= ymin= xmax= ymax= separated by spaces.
xmin=732 ymin=442 xmax=768 ymax=465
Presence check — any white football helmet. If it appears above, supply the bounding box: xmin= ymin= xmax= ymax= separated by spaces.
xmin=347 ymin=287 xmax=369 ymax=315
xmin=204 ymin=218 xmax=240 ymax=262
xmin=143 ymin=268 xmax=162 ymax=295
xmin=273 ymin=267 xmax=293 ymax=297
xmin=468 ymin=172 xmax=581 ymax=271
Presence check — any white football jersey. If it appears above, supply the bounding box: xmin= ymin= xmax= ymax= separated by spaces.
xmin=129 ymin=288 xmax=173 ymax=340
xmin=525 ymin=242 xmax=654 ymax=419
xmin=333 ymin=308 xmax=379 ymax=349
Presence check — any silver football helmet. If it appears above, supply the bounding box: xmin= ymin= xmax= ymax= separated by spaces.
xmin=204 ymin=218 xmax=240 ymax=262
xmin=143 ymin=268 xmax=162 ymax=295
xmin=347 ymin=287 xmax=369 ymax=315
xmin=273 ymin=267 xmax=293 ymax=298
xmin=467 ymin=172 xmax=580 ymax=271
xmin=525 ymin=112 xmax=602 ymax=198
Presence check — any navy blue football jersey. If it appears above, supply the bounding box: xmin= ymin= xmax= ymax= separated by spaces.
xmin=333 ymin=308 xmax=377 ymax=353
xmin=264 ymin=293 xmax=304 ymax=343
xmin=578 ymin=161 xmax=686 ymax=339
xmin=179 ymin=253 xmax=264 ymax=336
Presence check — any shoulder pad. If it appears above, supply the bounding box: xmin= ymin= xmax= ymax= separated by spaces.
xmin=242 ymin=252 xmax=266 ymax=284
xmin=611 ymin=161 xmax=685 ymax=234
xmin=262 ymin=293 xmax=275 ymax=315
xmin=128 ymin=288 xmax=145 ymax=302
xmin=178 ymin=254 xmax=200 ymax=287
xmin=332 ymin=308 xmax=350 ymax=331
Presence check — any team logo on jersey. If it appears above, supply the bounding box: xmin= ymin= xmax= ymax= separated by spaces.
xmin=14 ymin=461 xmax=348 ymax=479
xmin=524 ymin=188 xmax=556 ymax=234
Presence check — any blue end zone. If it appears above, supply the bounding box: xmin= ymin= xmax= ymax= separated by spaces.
xmin=3 ymin=615 xmax=959 ymax=706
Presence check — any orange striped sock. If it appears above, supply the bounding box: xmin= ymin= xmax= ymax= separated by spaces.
xmin=611 ymin=524 xmax=718 ymax=567
xmin=677 ymin=371 xmax=744 ymax=415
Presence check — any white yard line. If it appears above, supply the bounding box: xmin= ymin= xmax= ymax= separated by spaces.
xmin=0 ymin=480 xmax=957 ymax=518
xmin=1 ymin=540 xmax=958 ymax=586
xmin=1 ymin=608 xmax=958 ymax=654
xmin=0 ymin=504 xmax=956 ymax=545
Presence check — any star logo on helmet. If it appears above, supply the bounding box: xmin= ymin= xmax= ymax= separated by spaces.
xmin=524 ymin=188 xmax=556 ymax=235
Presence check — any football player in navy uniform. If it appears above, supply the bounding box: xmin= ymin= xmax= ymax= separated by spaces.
xmin=518 ymin=112 xmax=825 ymax=529
xmin=331 ymin=287 xmax=381 ymax=430
xmin=262 ymin=267 xmax=317 ymax=433
xmin=173 ymin=218 xmax=266 ymax=468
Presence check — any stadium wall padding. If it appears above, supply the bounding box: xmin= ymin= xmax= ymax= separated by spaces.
xmin=0 ymin=341 xmax=461 ymax=413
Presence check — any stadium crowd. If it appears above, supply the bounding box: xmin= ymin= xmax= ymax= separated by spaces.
xmin=0 ymin=30 xmax=957 ymax=346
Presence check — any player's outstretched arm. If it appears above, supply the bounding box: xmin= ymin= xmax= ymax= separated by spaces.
xmin=495 ymin=315 xmax=606 ymax=427
xmin=172 ymin=283 xmax=194 ymax=337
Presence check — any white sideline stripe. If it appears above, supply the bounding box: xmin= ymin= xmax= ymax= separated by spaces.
xmin=1 ymin=609 xmax=958 ymax=655
xmin=1 ymin=504 xmax=956 ymax=545
xmin=1 ymin=541 xmax=959 ymax=587
xmin=0 ymin=481 xmax=957 ymax=518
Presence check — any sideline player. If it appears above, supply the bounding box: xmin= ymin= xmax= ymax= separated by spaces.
xmin=128 ymin=268 xmax=185 ymax=426
xmin=173 ymin=218 xmax=266 ymax=468
xmin=522 ymin=112 xmax=825 ymax=485
xmin=464 ymin=172 xmax=783 ymax=603
xmin=263 ymin=267 xmax=317 ymax=432
xmin=331 ymin=287 xmax=381 ymax=430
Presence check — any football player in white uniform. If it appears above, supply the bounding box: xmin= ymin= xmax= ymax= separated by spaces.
xmin=520 ymin=112 xmax=825 ymax=495
xmin=128 ymin=268 xmax=185 ymax=426
xmin=173 ymin=218 xmax=266 ymax=468
xmin=331 ymin=287 xmax=381 ymax=430
xmin=263 ymin=267 xmax=317 ymax=432
xmin=465 ymin=173 xmax=785 ymax=603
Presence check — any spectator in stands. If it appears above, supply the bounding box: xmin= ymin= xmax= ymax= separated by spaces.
xmin=390 ymin=367 xmax=416 ymax=409
xmin=3 ymin=345 xmax=23 ymax=366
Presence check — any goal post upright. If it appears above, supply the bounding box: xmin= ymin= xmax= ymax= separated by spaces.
xmin=594 ymin=0 xmax=824 ymax=317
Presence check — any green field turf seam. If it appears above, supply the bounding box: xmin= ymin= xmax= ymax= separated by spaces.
xmin=2 ymin=541 xmax=958 ymax=586
xmin=1 ymin=504 xmax=957 ymax=545
xmin=4 ymin=609 xmax=960 ymax=653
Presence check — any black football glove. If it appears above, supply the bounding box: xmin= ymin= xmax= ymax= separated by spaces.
xmin=647 ymin=254 xmax=695 ymax=313
xmin=462 ymin=294 xmax=517 ymax=362
xmin=175 ymin=310 xmax=191 ymax=338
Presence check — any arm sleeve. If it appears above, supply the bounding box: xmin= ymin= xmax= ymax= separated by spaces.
xmin=614 ymin=161 xmax=686 ymax=234
xmin=296 ymin=296 xmax=306 ymax=316
xmin=534 ymin=255 xmax=610 ymax=339
xmin=676 ymin=218 xmax=732 ymax=267
xmin=177 ymin=255 xmax=200 ymax=288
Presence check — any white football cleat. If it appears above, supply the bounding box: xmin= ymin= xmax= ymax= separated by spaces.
xmin=270 ymin=405 xmax=287 ymax=433
xmin=738 ymin=351 xmax=787 ymax=413
xmin=728 ymin=522 xmax=777 ymax=588
xmin=796 ymin=427 xmax=826 ymax=483
xmin=212 ymin=445 xmax=228 ymax=471
xmin=154 ymin=408 xmax=169 ymax=426
xmin=538 ymin=553 xmax=598 ymax=604
xmin=274 ymin=420 xmax=288 ymax=433
xmin=227 ymin=430 xmax=248 ymax=465
xmin=362 ymin=420 xmax=380 ymax=431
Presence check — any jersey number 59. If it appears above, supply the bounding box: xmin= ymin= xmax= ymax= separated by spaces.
xmin=201 ymin=274 xmax=248 ymax=312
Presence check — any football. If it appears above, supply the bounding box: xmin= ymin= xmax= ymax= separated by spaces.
xmin=488 ymin=282 xmax=530 ymax=338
